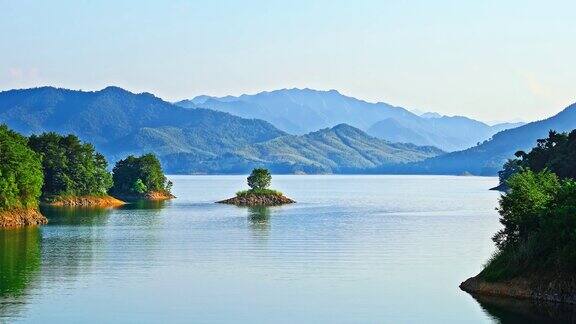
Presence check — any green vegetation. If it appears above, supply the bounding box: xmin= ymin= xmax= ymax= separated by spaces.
xmin=480 ymin=130 xmax=576 ymax=281
xmin=247 ymin=168 xmax=272 ymax=190
xmin=28 ymin=133 xmax=113 ymax=200
xmin=236 ymin=188 xmax=283 ymax=197
xmin=110 ymin=154 xmax=172 ymax=197
xmin=0 ymin=125 xmax=43 ymax=211
xmin=495 ymin=130 xmax=576 ymax=189
xmin=234 ymin=168 xmax=282 ymax=197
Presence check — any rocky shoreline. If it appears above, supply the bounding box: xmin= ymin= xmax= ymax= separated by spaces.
xmin=0 ymin=208 xmax=48 ymax=228
xmin=460 ymin=273 xmax=576 ymax=304
xmin=217 ymin=193 xmax=295 ymax=206
xmin=45 ymin=195 xmax=126 ymax=207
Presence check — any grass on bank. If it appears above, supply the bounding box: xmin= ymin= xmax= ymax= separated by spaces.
xmin=236 ymin=188 xmax=283 ymax=197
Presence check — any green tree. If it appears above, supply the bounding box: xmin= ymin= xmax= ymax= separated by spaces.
xmin=247 ymin=168 xmax=271 ymax=190
xmin=0 ymin=125 xmax=44 ymax=210
xmin=110 ymin=154 xmax=171 ymax=196
xmin=496 ymin=130 xmax=576 ymax=187
xmin=28 ymin=133 xmax=112 ymax=198
xmin=132 ymin=179 xmax=148 ymax=194
xmin=493 ymin=170 xmax=560 ymax=250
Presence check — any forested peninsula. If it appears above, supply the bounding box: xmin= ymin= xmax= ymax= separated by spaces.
xmin=0 ymin=125 xmax=173 ymax=228
xmin=461 ymin=130 xmax=576 ymax=304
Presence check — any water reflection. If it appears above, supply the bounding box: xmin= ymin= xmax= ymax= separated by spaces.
xmin=119 ymin=199 xmax=169 ymax=210
xmin=248 ymin=206 xmax=271 ymax=234
xmin=0 ymin=227 xmax=41 ymax=318
xmin=472 ymin=293 xmax=576 ymax=323
xmin=40 ymin=206 xmax=112 ymax=226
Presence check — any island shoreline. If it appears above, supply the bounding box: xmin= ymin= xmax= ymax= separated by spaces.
xmin=460 ymin=274 xmax=576 ymax=305
xmin=0 ymin=208 xmax=48 ymax=228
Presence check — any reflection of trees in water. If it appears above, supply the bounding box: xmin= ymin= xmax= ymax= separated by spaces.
xmin=472 ymin=293 xmax=576 ymax=323
xmin=0 ymin=204 xmax=166 ymax=321
xmin=0 ymin=227 xmax=41 ymax=319
xmin=40 ymin=206 xmax=112 ymax=226
xmin=248 ymin=206 xmax=271 ymax=234
xmin=119 ymin=200 xmax=168 ymax=210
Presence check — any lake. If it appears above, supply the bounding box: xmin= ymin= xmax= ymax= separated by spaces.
xmin=0 ymin=175 xmax=568 ymax=323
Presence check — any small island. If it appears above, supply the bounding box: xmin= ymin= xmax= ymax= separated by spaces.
xmin=109 ymin=154 xmax=175 ymax=201
xmin=461 ymin=130 xmax=576 ymax=304
xmin=217 ymin=168 xmax=295 ymax=206
xmin=0 ymin=125 xmax=47 ymax=227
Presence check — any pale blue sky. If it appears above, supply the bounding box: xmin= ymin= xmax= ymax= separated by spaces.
xmin=1 ymin=0 xmax=575 ymax=122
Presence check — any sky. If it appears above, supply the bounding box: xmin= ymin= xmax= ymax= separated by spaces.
xmin=1 ymin=0 xmax=575 ymax=122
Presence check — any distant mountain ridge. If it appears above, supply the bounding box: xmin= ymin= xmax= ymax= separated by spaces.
xmin=176 ymin=88 xmax=524 ymax=151
xmin=163 ymin=123 xmax=444 ymax=174
xmin=379 ymin=102 xmax=576 ymax=176
xmin=0 ymin=86 xmax=442 ymax=174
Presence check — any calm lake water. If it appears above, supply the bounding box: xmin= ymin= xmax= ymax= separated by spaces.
xmin=0 ymin=175 xmax=570 ymax=323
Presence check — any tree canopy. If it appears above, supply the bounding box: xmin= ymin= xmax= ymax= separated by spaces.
xmin=497 ymin=130 xmax=576 ymax=187
xmin=0 ymin=125 xmax=43 ymax=210
xmin=28 ymin=132 xmax=112 ymax=198
xmin=247 ymin=168 xmax=272 ymax=190
xmin=110 ymin=154 xmax=172 ymax=196
xmin=482 ymin=130 xmax=576 ymax=281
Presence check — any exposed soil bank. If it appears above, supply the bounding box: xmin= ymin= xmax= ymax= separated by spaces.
xmin=460 ymin=273 xmax=576 ymax=304
xmin=0 ymin=208 xmax=47 ymax=228
xmin=45 ymin=195 xmax=126 ymax=207
xmin=112 ymin=190 xmax=175 ymax=202
xmin=217 ymin=194 xmax=295 ymax=206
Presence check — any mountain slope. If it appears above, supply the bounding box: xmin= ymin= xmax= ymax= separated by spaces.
xmin=176 ymin=88 xmax=522 ymax=151
xmin=177 ymin=88 xmax=415 ymax=134
xmin=161 ymin=124 xmax=444 ymax=174
xmin=0 ymin=86 xmax=285 ymax=161
xmin=0 ymin=87 xmax=443 ymax=174
xmin=380 ymin=103 xmax=576 ymax=175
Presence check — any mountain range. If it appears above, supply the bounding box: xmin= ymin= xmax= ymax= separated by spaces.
xmin=378 ymin=102 xmax=576 ymax=175
xmin=176 ymin=88 xmax=524 ymax=152
xmin=0 ymin=87 xmax=442 ymax=174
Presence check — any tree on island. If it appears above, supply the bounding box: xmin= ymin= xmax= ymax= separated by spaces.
xmin=0 ymin=125 xmax=44 ymax=211
xmin=110 ymin=153 xmax=172 ymax=198
xmin=28 ymin=133 xmax=113 ymax=200
xmin=218 ymin=168 xmax=294 ymax=206
xmin=247 ymin=168 xmax=272 ymax=190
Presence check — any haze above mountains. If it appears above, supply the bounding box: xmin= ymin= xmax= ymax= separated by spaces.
xmin=0 ymin=85 xmax=573 ymax=176
xmin=176 ymin=88 xmax=524 ymax=152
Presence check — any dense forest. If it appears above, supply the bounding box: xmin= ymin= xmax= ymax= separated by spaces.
xmin=110 ymin=154 xmax=172 ymax=197
xmin=28 ymin=133 xmax=113 ymax=200
xmin=479 ymin=130 xmax=576 ymax=281
xmin=0 ymin=125 xmax=43 ymax=211
xmin=497 ymin=130 xmax=576 ymax=187
xmin=0 ymin=124 xmax=172 ymax=217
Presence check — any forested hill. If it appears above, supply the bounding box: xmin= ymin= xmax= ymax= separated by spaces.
xmin=379 ymin=102 xmax=576 ymax=176
xmin=162 ymin=124 xmax=444 ymax=174
xmin=0 ymin=87 xmax=443 ymax=174
xmin=0 ymin=86 xmax=285 ymax=162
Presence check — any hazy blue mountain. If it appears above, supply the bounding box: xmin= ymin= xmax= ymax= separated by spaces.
xmin=161 ymin=124 xmax=444 ymax=174
xmin=176 ymin=88 xmax=522 ymax=151
xmin=0 ymin=86 xmax=285 ymax=160
xmin=176 ymin=88 xmax=414 ymax=134
xmin=379 ymin=103 xmax=576 ymax=176
xmin=0 ymin=87 xmax=443 ymax=174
